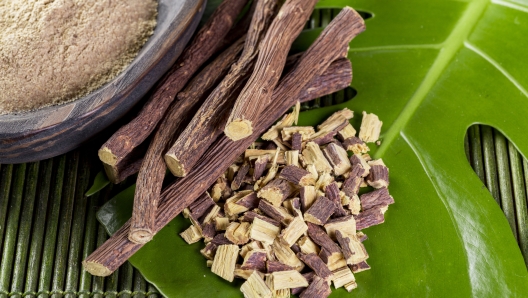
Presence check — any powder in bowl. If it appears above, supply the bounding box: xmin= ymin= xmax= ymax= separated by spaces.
xmin=0 ymin=0 xmax=158 ymax=115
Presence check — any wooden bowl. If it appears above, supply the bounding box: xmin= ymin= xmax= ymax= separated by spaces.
xmin=0 ymin=0 xmax=205 ymax=164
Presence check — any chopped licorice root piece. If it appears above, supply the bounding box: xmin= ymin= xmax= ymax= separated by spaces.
xmin=258 ymin=200 xmax=294 ymax=225
xmin=360 ymin=187 xmax=394 ymax=210
xmin=235 ymin=267 xmax=257 ymax=280
xmin=232 ymin=163 xmax=250 ymax=190
xmin=337 ymin=124 xmax=356 ymax=141
xmin=240 ymin=211 xmax=281 ymax=227
xmin=215 ymin=217 xmax=230 ymax=231
xmin=203 ymin=205 xmax=221 ymax=224
xmin=279 ymin=165 xmax=315 ymax=186
xmin=350 ymin=260 xmax=371 ymax=273
xmin=298 ymin=253 xmax=333 ymax=281
xmin=281 ymin=126 xmax=315 ymax=141
xmin=304 ymin=197 xmax=335 ymax=225
xmin=258 ymin=178 xmax=296 ymax=206
xmin=325 ymin=182 xmax=348 ymax=218
xmin=306 ymin=223 xmax=343 ymax=265
xmin=240 ymin=249 xmax=267 ymax=272
xmin=212 ymin=245 xmax=240 ymax=282
xmin=314 ymin=172 xmax=334 ymax=191
xmin=225 ymin=192 xmax=260 ymax=216
xmin=202 ymin=222 xmax=217 ymax=242
xmin=319 ymin=249 xmax=347 ymax=271
xmin=318 ymin=109 xmax=354 ymax=130
xmin=212 ymin=233 xmax=234 ymax=246
xmin=300 ymin=276 xmax=331 ymax=298
xmin=354 ymin=205 xmax=388 ymax=230
xmin=292 ymin=133 xmax=303 ymax=152
xmin=180 ymin=225 xmax=202 ymax=244
xmin=323 ymin=143 xmax=351 ymax=176
xmin=367 ymin=159 xmax=390 ymax=189
xmin=250 ymin=218 xmax=281 ymax=245
xmin=201 ymin=242 xmax=217 ymax=260
xmin=252 ymin=155 xmax=270 ymax=181
xmin=280 ymin=217 xmax=308 ymax=246
xmin=265 ymin=261 xmax=293 ymax=273
xmin=291 ymin=272 xmax=315 ymax=295
xmin=342 ymin=137 xmax=370 ymax=154
xmin=300 ymin=186 xmax=317 ymax=212
xmin=225 ymin=222 xmax=251 ymax=245
xmin=283 ymin=197 xmax=302 ymax=217
xmin=341 ymin=175 xmax=362 ymax=197
xmin=336 ymin=230 xmax=369 ymax=265
xmin=324 ymin=215 xmax=356 ymax=240
xmin=261 ymin=107 xmax=298 ymax=141
xmin=241 ymin=271 xmax=273 ymax=298
xmin=269 ymin=270 xmax=308 ymax=290
xmin=211 ymin=176 xmax=232 ymax=202
xmin=272 ymin=238 xmax=304 ymax=271
xmin=345 ymin=281 xmax=358 ymax=292
xmin=349 ymin=154 xmax=371 ymax=177
xmin=265 ymin=275 xmax=290 ymax=298
xmin=356 ymin=231 xmax=368 ymax=242
xmin=285 ymin=150 xmax=300 ymax=167
xmin=245 ymin=149 xmax=286 ymax=164
xmin=298 ymin=236 xmax=320 ymax=255
xmin=302 ymin=142 xmax=333 ymax=173
xmin=359 ymin=111 xmax=383 ymax=143
xmin=332 ymin=266 xmax=356 ymax=289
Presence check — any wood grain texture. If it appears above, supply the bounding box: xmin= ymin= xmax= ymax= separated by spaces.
xmin=0 ymin=0 xmax=206 ymax=164
xmin=83 ymin=7 xmax=364 ymax=276
xmin=223 ymin=0 xmax=318 ymax=141
xmin=128 ymin=38 xmax=246 ymax=244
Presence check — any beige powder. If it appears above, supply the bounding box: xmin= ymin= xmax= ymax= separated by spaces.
xmin=0 ymin=0 xmax=157 ymax=114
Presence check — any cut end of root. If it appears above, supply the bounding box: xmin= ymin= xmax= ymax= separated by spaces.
xmin=103 ymin=163 xmax=120 ymax=184
xmin=224 ymin=119 xmax=253 ymax=141
xmin=99 ymin=147 xmax=118 ymax=166
xmin=82 ymin=261 xmax=113 ymax=277
xmin=128 ymin=229 xmax=154 ymax=244
xmin=164 ymin=154 xmax=187 ymax=177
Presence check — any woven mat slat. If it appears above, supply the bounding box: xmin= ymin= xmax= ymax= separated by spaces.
xmin=466 ymin=125 xmax=528 ymax=263
xmin=0 ymin=153 xmax=159 ymax=298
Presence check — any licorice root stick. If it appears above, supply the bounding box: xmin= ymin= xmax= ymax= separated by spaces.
xmin=128 ymin=38 xmax=246 ymax=244
xmin=164 ymin=0 xmax=279 ymax=177
xmin=100 ymin=57 xmax=352 ymax=184
xmin=98 ymin=0 xmax=248 ymax=182
xmin=223 ymin=0 xmax=318 ymax=141
xmin=83 ymin=7 xmax=365 ymax=277
xmin=164 ymin=54 xmax=351 ymax=178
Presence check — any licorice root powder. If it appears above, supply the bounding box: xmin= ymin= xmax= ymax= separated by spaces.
xmin=0 ymin=0 xmax=158 ymax=114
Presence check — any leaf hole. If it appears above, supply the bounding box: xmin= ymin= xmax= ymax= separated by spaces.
xmin=465 ymin=124 xmax=528 ymax=266
xmin=300 ymin=86 xmax=357 ymax=111
xmin=305 ymin=8 xmax=373 ymax=30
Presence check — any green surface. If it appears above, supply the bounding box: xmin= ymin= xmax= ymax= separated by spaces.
xmin=97 ymin=1 xmax=528 ymax=297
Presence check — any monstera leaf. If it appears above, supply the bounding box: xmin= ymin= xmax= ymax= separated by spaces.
xmin=97 ymin=0 xmax=528 ymax=296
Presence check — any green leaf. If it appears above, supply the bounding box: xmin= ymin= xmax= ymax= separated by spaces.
xmin=85 ymin=171 xmax=110 ymax=197
xmin=97 ymin=0 xmax=528 ymax=296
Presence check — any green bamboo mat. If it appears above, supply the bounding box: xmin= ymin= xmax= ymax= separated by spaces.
xmin=1 ymin=7 xmax=526 ymax=298
xmin=0 ymin=150 xmax=161 ymax=298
